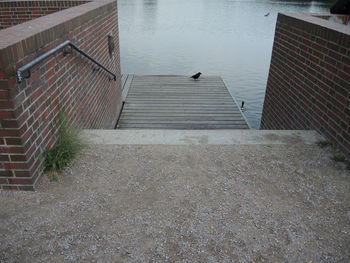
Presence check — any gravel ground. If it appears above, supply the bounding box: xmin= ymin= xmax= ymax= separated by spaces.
xmin=1 ymin=143 xmax=350 ymax=262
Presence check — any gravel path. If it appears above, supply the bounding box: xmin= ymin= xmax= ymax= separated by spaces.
xmin=1 ymin=143 xmax=350 ymax=262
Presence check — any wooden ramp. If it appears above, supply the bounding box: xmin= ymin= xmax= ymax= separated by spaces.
xmin=117 ymin=75 xmax=249 ymax=129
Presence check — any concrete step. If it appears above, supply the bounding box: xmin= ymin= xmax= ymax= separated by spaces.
xmin=82 ymin=130 xmax=323 ymax=145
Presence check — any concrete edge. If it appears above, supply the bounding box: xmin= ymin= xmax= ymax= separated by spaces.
xmin=81 ymin=130 xmax=324 ymax=145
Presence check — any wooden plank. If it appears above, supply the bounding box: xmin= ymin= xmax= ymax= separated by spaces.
xmin=123 ymin=112 xmax=242 ymax=115
xmin=121 ymin=74 xmax=128 ymax=89
xmin=119 ymin=120 xmax=248 ymax=124
xmin=123 ymin=74 xmax=133 ymax=90
xmin=123 ymin=107 xmax=240 ymax=110
xmin=131 ymin=83 xmax=224 ymax=87
xmin=125 ymin=101 xmax=235 ymax=105
xmin=121 ymin=118 xmax=245 ymax=122
xmin=123 ymin=107 xmax=241 ymax=110
xmin=132 ymin=78 xmax=221 ymax=82
xmin=121 ymin=119 xmax=246 ymax=123
xmin=130 ymin=89 xmax=227 ymax=92
xmin=123 ymin=106 xmax=240 ymax=109
xmin=120 ymin=115 xmax=246 ymax=119
xmin=131 ymin=84 xmax=227 ymax=87
xmin=122 ymin=74 xmax=134 ymax=102
xmin=125 ymin=103 xmax=237 ymax=107
xmin=132 ymin=83 xmax=225 ymax=85
xmin=129 ymin=89 xmax=228 ymax=92
xmin=127 ymin=101 xmax=232 ymax=103
xmin=122 ymin=112 xmax=244 ymax=115
xmin=118 ymin=124 xmax=249 ymax=129
xmin=121 ymin=113 xmax=244 ymax=116
xmin=127 ymin=93 xmax=230 ymax=96
xmin=127 ymin=94 xmax=232 ymax=98
xmin=127 ymin=96 xmax=230 ymax=99
xmin=123 ymin=107 xmax=241 ymax=112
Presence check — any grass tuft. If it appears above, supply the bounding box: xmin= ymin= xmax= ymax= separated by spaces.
xmin=44 ymin=111 xmax=84 ymax=178
xmin=316 ymin=140 xmax=333 ymax=148
xmin=331 ymin=154 xmax=346 ymax=162
xmin=317 ymin=140 xmax=349 ymax=169
xmin=344 ymin=160 xmax=350 ymax=170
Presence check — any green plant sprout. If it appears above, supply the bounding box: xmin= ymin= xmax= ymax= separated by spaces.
xmin=43 ymin=110 xmax=85 ymax=180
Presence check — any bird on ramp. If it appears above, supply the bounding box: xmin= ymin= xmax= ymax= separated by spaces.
xmin=191 ymin=72 xmax=202 ymax=80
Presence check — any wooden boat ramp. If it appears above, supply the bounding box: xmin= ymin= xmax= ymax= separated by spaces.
xmin=117 ymin=75 xmax=249 ymax=129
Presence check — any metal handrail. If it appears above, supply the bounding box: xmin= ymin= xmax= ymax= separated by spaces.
xmin=17 ymin=40 xmax=117 ymax=83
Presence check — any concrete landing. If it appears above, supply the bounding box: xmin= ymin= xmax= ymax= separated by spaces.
xmin=82 ymin=130 xmax=323 ymax=145
xmin=2 ymin=129 xmax=350 ymax=262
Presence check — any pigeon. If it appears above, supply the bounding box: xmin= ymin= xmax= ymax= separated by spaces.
xmin=264 ymin=12 xmax=270 ymax=17
xmin=191 ymin=72 xmax=202 ymax=80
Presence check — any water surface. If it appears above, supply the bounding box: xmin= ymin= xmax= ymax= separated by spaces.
xmin=118 ymin=0 xmax=331 ymax=129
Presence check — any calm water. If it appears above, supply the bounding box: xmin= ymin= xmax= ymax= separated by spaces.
xmin=117 ymin=0 xmax=331 ymax=129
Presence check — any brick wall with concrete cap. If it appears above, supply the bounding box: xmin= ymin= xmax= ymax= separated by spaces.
xmin=0 ymin=0 xmax=122 ymax=190
xmin=0 ymin=0 xmax=88 ymax=29
xmin=260 ymin=13 xmax=350 ymax=158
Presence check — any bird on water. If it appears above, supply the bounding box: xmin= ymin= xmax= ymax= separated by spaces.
xmin=191 ymin=72 xmax=202 ymax=80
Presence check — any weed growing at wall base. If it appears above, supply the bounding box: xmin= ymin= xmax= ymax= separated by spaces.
xmin=316 ymin=140 xmax=335 ymax=149
xmin=316 ymin=140 xmax=350 ymax=170
xmin=44 ymin=111 xmax=85 ymax=180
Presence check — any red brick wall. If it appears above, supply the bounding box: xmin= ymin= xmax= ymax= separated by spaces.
xmin=260 ymin=13 xmax=350 ymax=157
xmin=0 ymin=0 xmax=122 ymax=190
xmin=0 ymin=0 xmax=88 ymax=29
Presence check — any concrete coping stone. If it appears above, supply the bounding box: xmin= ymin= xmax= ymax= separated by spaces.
xmin=0 ymin=0 xmax=117 ymax=71
xmin=82 ymin=130 xmax=324 ymax=145
xmin=278 ymin=13 xmax=350 ymax=47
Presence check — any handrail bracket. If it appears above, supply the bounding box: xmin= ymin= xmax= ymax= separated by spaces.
xmin=63 ymin=46 xmax=72 ymax=57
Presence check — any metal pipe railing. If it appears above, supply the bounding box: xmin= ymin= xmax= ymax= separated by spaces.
xmin=17 ymin=40 xmax=117 ymax=83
